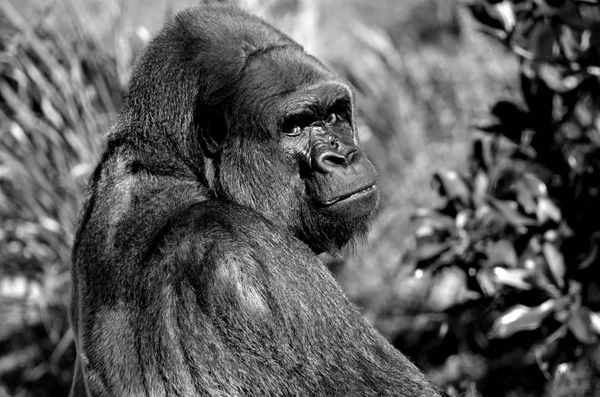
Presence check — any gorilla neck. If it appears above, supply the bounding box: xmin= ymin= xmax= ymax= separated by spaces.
xmin=298 ymin=205 xmax=370 ymax=256
xmin=203 ymin=143 xmax=370 ymax=257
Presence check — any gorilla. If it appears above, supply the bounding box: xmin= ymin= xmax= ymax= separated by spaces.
xmin=69 ymin=5 xmax=445 ymax=396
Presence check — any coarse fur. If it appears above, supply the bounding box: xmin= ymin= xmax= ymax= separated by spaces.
xmin=69 ymin=5 xmax=446 ymax=396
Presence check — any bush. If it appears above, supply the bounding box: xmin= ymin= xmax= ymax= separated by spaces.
xmin=0 ymin=2 xmax=140 ymax=395
xmin=402 ymin=1 xmax=600 ymax=395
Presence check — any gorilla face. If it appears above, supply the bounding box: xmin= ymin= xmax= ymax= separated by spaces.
xmin=279 ymin=83 xmax=378 ymax=216
xmin=209 ymin=47 xmax=379 ymax=253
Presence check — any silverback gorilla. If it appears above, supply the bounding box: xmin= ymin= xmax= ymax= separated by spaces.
xmin=69 ymin=5 xmax=445 ymax=397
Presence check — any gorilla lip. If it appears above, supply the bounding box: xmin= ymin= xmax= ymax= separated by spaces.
xmin=321 ymin=184 xmax=377 ymax=207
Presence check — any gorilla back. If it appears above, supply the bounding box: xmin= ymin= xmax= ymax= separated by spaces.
xmin=69 ymin=5 xmax=444 ymax=396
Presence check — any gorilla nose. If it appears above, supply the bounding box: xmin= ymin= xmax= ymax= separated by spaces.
xmin=312 ymin=145 xmax=358 ymax=174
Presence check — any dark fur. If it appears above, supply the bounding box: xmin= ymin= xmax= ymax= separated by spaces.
xmin=69 ymin=5 xmax=445 ymax=396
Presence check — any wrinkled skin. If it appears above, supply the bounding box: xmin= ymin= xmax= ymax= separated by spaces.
xmin=69 ymin=5 xmax=446 ymax=397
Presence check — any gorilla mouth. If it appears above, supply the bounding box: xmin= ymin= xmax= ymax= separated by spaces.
xmin=321 ymin=184 xmax=378 ymax=207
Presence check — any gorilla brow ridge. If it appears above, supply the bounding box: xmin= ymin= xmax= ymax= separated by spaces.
xmin=245 ymin=43 xmax=296 ymax=58
xmin=282 ymin=84 xmax=353 ymax=118
xmin=241 ymin=43 xmax=297 ymax=73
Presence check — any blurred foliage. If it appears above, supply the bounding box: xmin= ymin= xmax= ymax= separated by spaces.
xmin=4 ymin=0 xmax=594 ymax=396
xmin=1 ymin=0 xmax=479 ymax=395
xmin=401 ymin=0 xmax=600 ymax=395
xmin=0 ymin=1 xmax=142 ymax=395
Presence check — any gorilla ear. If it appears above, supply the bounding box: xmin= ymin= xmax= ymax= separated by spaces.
xmin=198 ymin=111 xmax=226 ymax=156
xmin=200 ymin=124 xmax=224 ymax=156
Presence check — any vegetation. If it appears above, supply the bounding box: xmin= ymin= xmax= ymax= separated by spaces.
xmin=2 ymin=0 xmax=599 ymax=396
xmin=401 ymin=1 xmax=600 ymax=395
xmin=0 ymin=1 xmax=138 ymax=395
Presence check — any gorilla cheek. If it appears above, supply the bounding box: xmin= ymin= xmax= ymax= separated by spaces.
xmin=218 ymin=149 xmax=302 ymax=228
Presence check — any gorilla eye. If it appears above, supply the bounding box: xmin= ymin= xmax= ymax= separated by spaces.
xmin=286 ymin=125 xmax=303 ymax=136
xmin=283 ymin=113 xmax=312 ymax=136
xmin=325 ymin=113 xmax=337 ymax=124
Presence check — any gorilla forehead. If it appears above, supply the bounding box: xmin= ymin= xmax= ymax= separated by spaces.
xmin=247 ymin=48 xmax=336 ymax=87
xmin=237 ymin=49 xmax=353 ymax=115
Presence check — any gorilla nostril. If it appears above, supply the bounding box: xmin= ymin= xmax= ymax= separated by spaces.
xmin=346 ymin=148 xmax=359 ymax=163
xmin=312 ymin=150 xmax=347 ymax=173
xmin=323 ymin=152 xmax=347 ymax=166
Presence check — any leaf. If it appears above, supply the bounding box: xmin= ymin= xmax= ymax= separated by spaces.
xmin=566 ymin=147 xmax=587 ymax=174
xmin=471 ymin=138 xmax=493 ymax=170
xmin=455 ymin=210 xmax=470 ymax=230
xmin=491 ymin=1 xmax=516 ymax=32
xmin=538 ymin=63 xmax=583 ymax=92
xmin=427 ymin=267 xmax=478 ymax=311
xmin=477 ymin=269 xmax=498 ymax=296
xmin=523 ymin=257 xmax=561 ymax=297
xmin=486 ymin=239 xmax=518 ymax=267
xmin=578 ymin=235 xmax=599 ymax=271
xmin=521 ymin=173 xmax=548 ymax=197
xmin=558 ymin=222 xmax=575 ymax=239
xmin=515 ymin=182 xmax=537 ymax=214
xmin=537 ymin=197 xmax=561 ymax=223
xmin=415 ymin=240 xmax=452 ymax=263
xmin=468 ymin=3 xmax=507 ymax=36
xmin=432 ymin=171 xmax=471 ymax=207
xmin=415 ymin=225 xmax=436 ymax=238
xmin=573 ymin=93 xmax=595 ymax=128
xmin=589 ymin=312 xmax=600 ymax=335
xmin=472 ymin=170 xmax=489 ymax=207
xmin=543 ymin=242 xmax=566 ymax=288
xmin=487 ymin=196 xmax=537 ymax=230
xmin=472 ymin=204 xmax=511 ymax=237
xmin=493 ymin=267 xmax=532 ymax=290
xmin=527 ymin=19 xmax=555 ymax=60
xmin=557 ymin=24 xmax=582 ymax=62
xmin=412 ymin=208 xmax=456 ymax=233
xmin=569 ymin=307 xmax=598 ymax=344
xmin=489 ymin=300 xmax=557 ymax=339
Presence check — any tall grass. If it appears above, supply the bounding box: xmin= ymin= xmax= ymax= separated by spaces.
xmin=0 ymin=1 xmax=141 ymax=394
xmin=0 ymin=0 xmax=519 ymax=395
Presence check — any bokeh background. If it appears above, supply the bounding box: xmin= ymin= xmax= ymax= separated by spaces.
xmin=2 ymin=0 xmax=600 ymax=396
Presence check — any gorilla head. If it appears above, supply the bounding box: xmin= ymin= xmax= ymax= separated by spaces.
xmin=119 ymin=5 xmax=378 ymax=254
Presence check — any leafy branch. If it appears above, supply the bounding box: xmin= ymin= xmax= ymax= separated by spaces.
xmin=403 ymin=0 xmax=600 ymax=394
